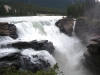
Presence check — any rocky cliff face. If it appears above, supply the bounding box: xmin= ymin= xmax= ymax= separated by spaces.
xmin=0 ymin=22 xmax=18 ymax=39
xmin=84 ymin=36 xmax=100 ymax=75
xmin=75 ymin=17 xmax=100 ymax=75
xmin=75 ymin=17 xmax=100 ymax=45
xmin=55 ymin=17 xmax=74 ymax=36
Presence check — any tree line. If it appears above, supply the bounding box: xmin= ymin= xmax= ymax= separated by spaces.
xmin=0 ymin=0 xmax=97 ymax=17
xmin=0 ymin=2 xmax=66 ymax=16
xmin=67 ymin=2 xmax=85 ymax=17
xmin=66 ymin=0 xmax=96 ymax=18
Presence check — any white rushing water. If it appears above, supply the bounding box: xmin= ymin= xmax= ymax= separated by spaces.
xmin=0 ymin=16 xmax=92 ymax=75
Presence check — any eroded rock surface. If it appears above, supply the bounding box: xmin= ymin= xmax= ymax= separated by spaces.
xmin=0 ymin=40 xmax=55 ymax=54
xmin=84 ymin=36 xmax=100 ymax=75
xmin=0 ymin=52 xmax=50 ymax=72
xmin=55 ymin=17 xmax=74 ymax=36
xmin=0 ymin=22 xmax=18 ymax=39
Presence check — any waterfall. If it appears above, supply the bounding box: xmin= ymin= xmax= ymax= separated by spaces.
xmin=0 ymin=16 xmax=92 ymax=75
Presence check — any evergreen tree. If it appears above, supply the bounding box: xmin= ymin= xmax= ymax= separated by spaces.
xmin=85 ymin=0 xmax=95 ymax=9
xmin=0 ymin=5 xmax=6 ymax=16
xmin=67 ymin=2 xmax=85 ymax=18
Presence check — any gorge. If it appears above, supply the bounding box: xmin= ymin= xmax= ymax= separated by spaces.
xmin=0 ymin=16 xmax=99 ymax=75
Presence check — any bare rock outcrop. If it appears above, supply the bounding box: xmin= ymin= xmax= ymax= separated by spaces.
xmin=0 ymin=52 xmax=50 ymax=72
xmin=55 ymin=17 xmax=74 ymax=36
xmin=0 ymin=40 xmax=55 ymax=54
xmin=0 ymin=22 xmax=18 ymax=39
xmin=84 ymin=36 xmax=100 ymax=75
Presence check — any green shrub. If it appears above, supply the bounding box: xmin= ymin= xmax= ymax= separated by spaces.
xmin=0 ymin=63 xmax=64 ymax=75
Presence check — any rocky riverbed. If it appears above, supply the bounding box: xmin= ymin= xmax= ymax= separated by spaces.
xmin=0 ymin=22 xmax=55 ymax=72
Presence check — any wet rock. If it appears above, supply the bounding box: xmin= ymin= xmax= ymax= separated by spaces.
xmin=1 ymin=40 xmax=55 ymax=54
xmin=0 ymin=53 xmax=20 ymax=61
xmin=78 ymin=18 xmax=100 ymax=75
xmin=0 ymin=62 xmax=10 ymax=68
xmin=0 ymin=52 xmax=50 ymax=72
xmin=87 ymin=37 xmax=100 ymax=55
xmin=0 ymin=52 xmax=21 ymax=69
xmin=19 ymin=55 xmax=50 ymax=72
xmin=84 ymin=36 xmax=100 ymax=75
xmin=42 ymin=42 xmax=55 ymax=54
xmin=0 ymin=40 xmax=54 ymax=72
xmin=55 ymin=17 xmax=74 ymax=36
xmin=0 ymin=22 xmax=18 ymax=39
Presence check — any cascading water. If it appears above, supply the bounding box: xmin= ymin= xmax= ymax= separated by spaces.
xmin=0 ymin=16 xmax=92 ymax=75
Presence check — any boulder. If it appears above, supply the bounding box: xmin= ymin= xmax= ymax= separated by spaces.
xmin=0 ymin=40 xmax=55 ymax=54
xmin=55 ymin=17 xmax=74 ymax=36
xmin=0 ymin=22 xmax=18 ymax=39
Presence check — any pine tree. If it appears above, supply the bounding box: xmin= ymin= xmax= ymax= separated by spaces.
xmin=0 ymin=5 xmax=6 ymax=16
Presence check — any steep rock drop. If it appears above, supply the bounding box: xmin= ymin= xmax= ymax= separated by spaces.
xmin=55 ymin=17 xmax=74 ymax=36
xmin=84 ymin=36 xmax=100 ymax=75
xmin=0 ymin=16 xmax=92 ymax=75
xmin=75 ymin=17 xmax=100 ymax=75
